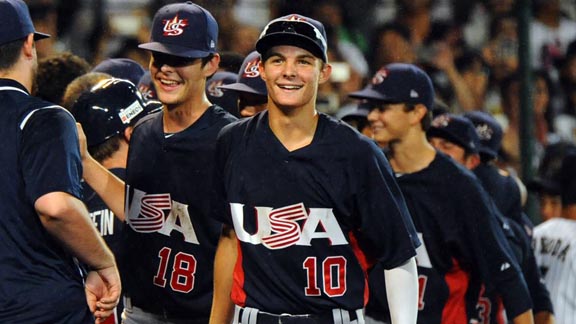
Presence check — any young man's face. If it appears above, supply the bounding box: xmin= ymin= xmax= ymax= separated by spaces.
xmin=429 ymin=136 xmax=479 ymax=170
xmin=149 ymin=52 xmax=219 ymax=108
xmin=539 ymin=193 xmax=562 ymax=222
xmin=366 ymin=103 xmax=413 ymax=147
xmin=259 ymin=45 xmax=330 ymax=111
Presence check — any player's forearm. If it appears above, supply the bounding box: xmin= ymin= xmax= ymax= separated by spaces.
xmin=384 ymin=257 xmax=418 ymax=324
xmin=210 ymin=225 xmax=238 ymax=324
xmin=534 ymin=311 xmax=555 ymax=324
xmin=36 ymin=192 xmax=117 ymax=270
xmin=83 ymin=155 xmax=126 ymax=221
xmin=511 ymin=310 xmax=535 ymax=324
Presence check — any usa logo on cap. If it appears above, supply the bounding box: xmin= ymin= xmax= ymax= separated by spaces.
xmin=162 ymin=15 xmax=188 ymax=36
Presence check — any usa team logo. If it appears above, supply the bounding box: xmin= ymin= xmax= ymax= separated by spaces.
xmin=371 ymin=68 xmax=389 ymax=85
xmin=128 ymin=193 xmax=171 ymax=232
xmin=242 ymin=59 xmax=261 ymax=78
xmin=230 ymin=202 xmax=348 ymax=249
xmin=162 ymin=15 xmax=188 ymax=36
xmin=207 ymin=79 xmax=225 ymax=98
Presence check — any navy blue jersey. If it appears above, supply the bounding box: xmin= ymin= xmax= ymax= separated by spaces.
xmin=83 ymin=168 xmax=126 ymax=258
xmin=366 ymin=152 xmax=531 ymax=324
xmin=213 ymin=112 xmax=419 ymax=315
xmin=0 ymin=79 xmax=92 ymax=323
xmin=472 ymin=163 xmax=552 ymax=323
xmin=121 ymin=106 xmax=236 ymax=319
xmin=473 ymin=216 xmax=553 ymax=324
xmin=473 ymin=163 xmax=534 ymax=235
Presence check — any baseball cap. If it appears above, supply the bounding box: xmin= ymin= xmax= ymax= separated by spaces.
xmin=138 ymin=1 xmax=218 ymax=58
xmin=349 ymin=63 xmax=434 ymax=110
xmin=463 ymin=111 xmax=503 ymax=160
xmin=206 ymin=71 xmax=239 ymax=116
xmin=218 ymin=51 xmax=267 ymax=96
xmin=92 ymin=58 xmax=146 ymax=86
xmin=71 ymin=78 xmax=161 ymax=147
xmin=256 ymin=14 xmax=328 ymax=62
xmin=0 ymin=0 xmax=50 ymax=46
xmin=427 ymin=113 xmax=480 ymax=154
xmin=137 ymin=71 xmax=157 ymax=101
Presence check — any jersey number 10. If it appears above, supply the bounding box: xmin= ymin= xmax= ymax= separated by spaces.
xmin=303 ymin=256 xmax=347 ymax=297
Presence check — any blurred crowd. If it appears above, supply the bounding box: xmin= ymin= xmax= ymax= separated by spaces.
xmin=28 ymin=0 xmax=576 ymax=224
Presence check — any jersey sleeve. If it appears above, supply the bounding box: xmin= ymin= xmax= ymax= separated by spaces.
xmin=459 ymin=180 xmax=533 ymax=318
xmin=20 ymin=107 xmax=83 ymax=202
xmin=354 ymin=141 xmax=420 ymax=269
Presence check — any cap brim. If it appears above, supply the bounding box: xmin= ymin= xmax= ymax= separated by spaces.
xmin=139 ymin=42 xmax=212 ymax=58
xmin=427 ymin=128 xmax=473 ymax=153
xmin=218 ymin=83 xmax=266 ymax=96
xmin=256 ymin=33 xmax=326 ymax=62
xmin=348 ymin=88 xmax=396 ymax=102
xmin=33 ymin=32 xmax=50 ymax=41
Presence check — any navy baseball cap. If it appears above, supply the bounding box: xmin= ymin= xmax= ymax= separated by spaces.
xmin=139 ymin=2 xmax=218 ymax=58
xmin=0 ymin=0 xmax=50 ymax=45
xmin=218 ymin=51 xmax=267 ymax=96
xmin=92 ymin=58 xmax=146 ymax=86
xmin=349 ymin=63 xmax=434 ymax=110
xmin=428 ymin=113 xmax=480 ymax=154
xmin=206 ymin=71 xmax=239 ymax=116
xmin=256 ymin=14 xmax=328 ymax=62
xmin=463 ymin=111 xmax=503 ymax=160
xmin=137 ymin=71 xmax=157 ymax=101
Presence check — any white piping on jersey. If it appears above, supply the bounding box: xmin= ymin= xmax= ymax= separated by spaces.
xmin=0 ymin=86 xmax=28 ymax=96
xmin=20 ymin=105 xmax=73 ymax=130
xmin=0 ymin=86 xmax=74 ymax=130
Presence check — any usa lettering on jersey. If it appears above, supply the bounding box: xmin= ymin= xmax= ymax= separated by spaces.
xmin=126 ymin=186 xmax=199 ymax=244
xmin=230 ymin=202 xmax=348 ymax=248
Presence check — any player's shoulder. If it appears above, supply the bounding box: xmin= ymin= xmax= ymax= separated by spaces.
xmin=210 ymin=104 xmax=239 ymax=125
xmin=319 ymin=113 xmax=380 ymax=154
xmin=534 ymin=218 xmax=576 ymax=236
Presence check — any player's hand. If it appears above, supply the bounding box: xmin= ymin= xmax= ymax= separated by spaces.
xmin=85 ymin=266 xmax=122 ymax=324
xmin=76 ymin=122 xmax=89 ymax=161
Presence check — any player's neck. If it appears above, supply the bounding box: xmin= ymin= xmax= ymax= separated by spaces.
xmin=267 ymin=106 xmax=319 ymax=152
xmin=562 ymin=205 xmax=576 ymax=220
xmin=389 ymin=132 xmax=436 ymax=174
xmin=163 ymin=98 xmax=212 ymax=133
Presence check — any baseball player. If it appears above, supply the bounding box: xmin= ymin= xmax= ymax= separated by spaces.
xmin=428 ymin=113 xmax=554 ymax=324
xmin=218 ymin=50 xmax=269 ymax=118
xmin=210 ymin=14 xmax=420 ymax=324
xmin=533 ymin=149 xmax=576 ymax=324
xmin=71 ymin=78 xmax=161 ymax=323
xmin=0 ymin=0 xmax=120 ymax=323
xmin=79 ymin=3 xmax=237 ymax=323
xmin=349 ymin=63 xmax=534 ymax=324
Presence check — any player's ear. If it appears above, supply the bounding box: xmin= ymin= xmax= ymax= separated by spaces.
xmin=22 ymin=33 xmax=35 ymax=60
xmin=203 ymin=54 xmax=220 ymax=77
xmin=318 ymin=62 xmax=332 ymax=84
xmin=258 ymin=60 xmax=267 ymax=82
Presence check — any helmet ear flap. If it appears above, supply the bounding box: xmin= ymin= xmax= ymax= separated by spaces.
xmin=70 ymin=78 xmax=154 ymax=147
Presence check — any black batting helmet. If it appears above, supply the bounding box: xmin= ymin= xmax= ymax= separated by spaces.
xmin=71 ymin=78 xmax=161 ymax=147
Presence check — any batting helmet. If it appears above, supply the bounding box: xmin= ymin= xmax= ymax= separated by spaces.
xmin=71 ymin=78 xmax=161 ymax=147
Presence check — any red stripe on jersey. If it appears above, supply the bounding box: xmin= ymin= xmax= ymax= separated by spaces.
xmin=348 ymin=231 xmax=374 ymax=306
xmin=441 ymin=258 xmax=470 ymax=323
xmin=231 ymin=241 xmax=247 ymax=306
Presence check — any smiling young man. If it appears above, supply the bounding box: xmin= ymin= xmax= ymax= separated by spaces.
xmin=209 ymin=14 xmax=420 ymax=324
xmin=78 ymin=2 xmax=237 ymax=323
xmin=350 ymin=63 xmax=534 ymax=324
